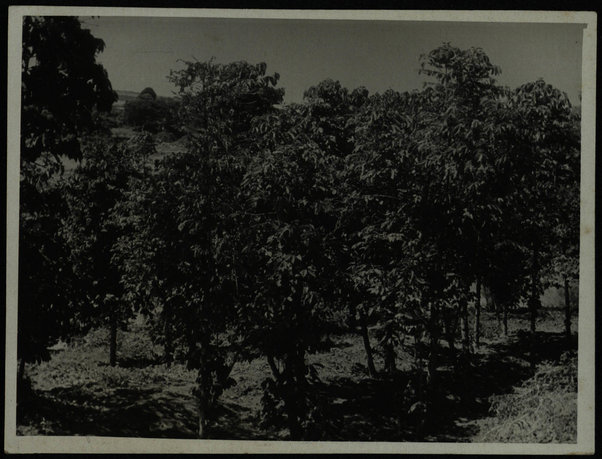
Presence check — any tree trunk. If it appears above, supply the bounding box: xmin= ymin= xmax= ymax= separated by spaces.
xmin=267 ymin=354 xmax=284 ymax=384
xmin=164 ymin=317 xmax=173 ymax=367
xmin=528 ymin=248 xmax=540 ymax=369
xmin=283 ymin=351 xmax=305 ymax=440
xmin=446 ymin=323 xmax=456 ymax=361
xmin=474 ymin=276 xmax=482 ymax=348
xmin=426 ymin=302 xmax=438 ymax=387
xmin=444 ymin=307 xmax=459 ymax=362
xmin=413 ymin=333 xmax=421 ymax=367
xmin=109 ymin=310 xmax=117 ymax=367
xmin=493 ymin=298 xmax=501 ymax=332
xmin=18 ymin=358 xmax=26 ymax=383
xmin=529 ymin=303 xmax=537 ymax=334
xmin=196 ymin=367 xmax=211 ymax=439
xmin=359 ymin=311 xmax=377 ymax=377
xmin=564 ymin=276 xmax=571 ymax=342
xmin=383 ymin=342 xmax=396 ymax=374
xmin=503 ymin=302 xmax=508 ymax=336
xmin=198 ymin=416 xmax=206 ymax=438
xmin=529 ymin=248 xmax=540 ymax=335
xmin=460 ymin=297 xmax=470 ymax=354
xmin=483 ymin=286 xmax=492 ymax=310
xmin=425 ymin=324 xmax=438 ymax=425
xmin=198 ymin=400 xmax=207 ymax=438
xmin=285 ymin=397 xmax=303 ymax=440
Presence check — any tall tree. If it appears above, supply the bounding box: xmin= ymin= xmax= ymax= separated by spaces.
xmin=343 ymin=89 xmax=421 ymax=375
xmin=417 ymin=43 xmax=506 ymax=355
xmin=64 ymin=135 xmax=153 ymax=366
xmin=21 ymin=16 xmax=116 ymax=165
xmin=114 ymin=60 xmax=284 ymax=437
xmin=504 ymin=80 xmax=580 ymax=337
xmin=240 ymin=137 xmax=342 ymax=440
xmin=18 ymin=16 xmax=116 ymax=375
xmin=238 ymin=80 xmax=365 ymax=438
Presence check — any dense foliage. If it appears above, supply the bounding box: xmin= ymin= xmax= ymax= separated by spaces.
xmin=19 ymin=21 xmax=580 ymax=441
xmin=123 ymin=96 xmax=180 ymax=134
xmin=63 ymin=135 xmax=154 ymax=366
xmin=19 ymin=16 xmax=116 ymax=368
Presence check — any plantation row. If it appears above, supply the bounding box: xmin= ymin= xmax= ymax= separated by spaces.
xmin=20 ymin=17 xmax=579 ymax=439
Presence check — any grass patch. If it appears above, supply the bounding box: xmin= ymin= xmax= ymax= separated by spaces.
xmin=18 ymin=310 xmax=577 ymax=441
xmin=473 ymin=352 xmax=577 ymax=443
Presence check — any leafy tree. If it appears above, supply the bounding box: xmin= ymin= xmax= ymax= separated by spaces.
xmin=484 ymin=240 xmax=529 ymax=335
xmin=111 ymin=157 xmax=187 ymax=367
xmin=342 ymin=46 xmax=553 ymax=429
xmin=417 ymin=43 xmax=507 ymax=354
xmin=114 ymin=59 xmax=284 ymax=438
xmin=123 ymin=97 xmax=179 ymax=134
xmin=240 ymin=138 xmax=343 ymax=439
xmin=269 ymin=80 xmax=377 ymax=375
xmin=503 ymin=79 xmax=580 ymax=336
xmin=18 ymin=16 xmax=116 ymax=376
xmin=239 ymin=80 xmax=371 ymax=437
xmin=21 ymin=16 xmax=117 ymax=165
xmin=64 ymin=135 xmax=154 ymax=366
xmin=342 ymin=88 xmax=421 ymax=375
xmin=18 ymin=179 xmax=75 ymax=376
xmin=170 ymin=59 xmax=284 ymax=150
xmin=547 ymin=179 xmax=579 ymax=342
xmin=139 ymin=86 xmax=157 ymax=100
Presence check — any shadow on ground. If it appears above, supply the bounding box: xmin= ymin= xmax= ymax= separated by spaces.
xmin=17 ymin=330 xmax=576 ymax=441
xmin=422 ymin=330 xmax=577 ymax=442
xmin=17 ymin=384 xmax=198 ymax=438
xmin=301 ymin=330 xmax=576 ymax=442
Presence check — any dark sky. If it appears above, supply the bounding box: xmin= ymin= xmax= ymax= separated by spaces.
xmin=84 ymin=16 xmax=584 ymax=105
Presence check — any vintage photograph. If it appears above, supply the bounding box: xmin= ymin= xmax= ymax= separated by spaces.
xmin=5 ymin=7 xmax=596 ymax=454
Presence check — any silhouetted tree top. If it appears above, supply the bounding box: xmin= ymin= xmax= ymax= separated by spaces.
xmin=21 ymin=16 xmax=117 ymax=164
xmin=139 ymin=87 xmax=157 ymax=101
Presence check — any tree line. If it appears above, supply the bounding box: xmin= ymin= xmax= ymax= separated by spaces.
xmin=18 ymin=17 xmax=579 ymax=439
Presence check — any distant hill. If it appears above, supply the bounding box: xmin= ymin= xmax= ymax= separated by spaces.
xmin=114 ymin=89 xmax=178 ymax=110
xmin=115 ymin=89 xmax=178 ymax=101
xmin=115 ymin=89 xmax=140 ymax=102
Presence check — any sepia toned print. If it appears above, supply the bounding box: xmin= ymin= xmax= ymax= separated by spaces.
xmin=5 ymin=7 xmax=596 ymax=454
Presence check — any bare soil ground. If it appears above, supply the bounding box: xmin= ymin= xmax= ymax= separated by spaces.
xmin=16 ymin=309 xmax=577 ymax=441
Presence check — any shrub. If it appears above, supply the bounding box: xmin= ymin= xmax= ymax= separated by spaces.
xmin=474 ymin=352 xmax=577 ymax=443
xmin=123 ymin=97 xmax=179 ymax=133
xmin=140 ymin=87 xmax=157 ymax=100
xmin=123 ymin=98 xmax=163 ymax=132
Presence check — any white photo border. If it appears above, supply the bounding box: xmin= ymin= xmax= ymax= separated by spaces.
xmin=5 ymin=6 xmax=596 ymax=454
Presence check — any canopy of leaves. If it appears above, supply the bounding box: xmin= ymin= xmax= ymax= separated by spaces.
xmin=123 ymin=97 xmax=179 ymax=133
xmin=169 ymin=60 xmax=284 ymax=155
xmin=19 ymin=16 xmax=117 ymax=363
xmin=21 ymin=16 xmax=117 ymax=164
xmin=115 ymin=60 xmax=285 ymax=372
xmin=139 ymin=87 xmax=157 ymax=100
xmin=63 ymin=135 xmax=154 ymax=331
xmin=18 ymin=39 xmax=580 ymax=439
